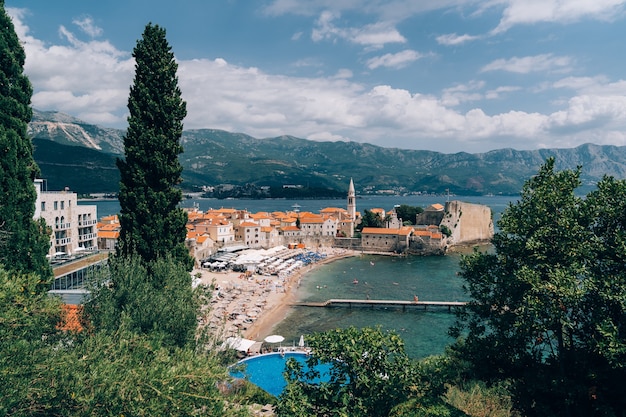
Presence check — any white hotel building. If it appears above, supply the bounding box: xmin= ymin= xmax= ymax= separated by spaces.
xmin=34 ymin=179 xmax=98 ymax=258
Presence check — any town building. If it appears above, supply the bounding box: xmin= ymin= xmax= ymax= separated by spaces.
xmin=361 ymin=226 xmax=414 ymax=252
xmin=34 ymin=179 xmax=98 ymax=258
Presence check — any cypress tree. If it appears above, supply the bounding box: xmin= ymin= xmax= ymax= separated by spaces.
xmin=0 ymin=1 xmax=51 ymax=283
xmin=116 ymin=23 xmax=193 ymax=271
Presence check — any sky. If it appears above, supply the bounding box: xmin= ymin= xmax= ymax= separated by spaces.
xmin=6 ymin=0 xmax=626 ymax=154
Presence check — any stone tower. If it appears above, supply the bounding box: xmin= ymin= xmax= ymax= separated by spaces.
xmin=347 ymin=178 xmax=356 ymax=234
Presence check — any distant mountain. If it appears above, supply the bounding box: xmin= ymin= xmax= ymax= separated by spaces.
xmin=29 ymin=110 xmax=626 ymax=195
xmin=29 ymin=109 xmax=125 ymax=154
xmin=32 ymin=138 xmax=120 ymax=194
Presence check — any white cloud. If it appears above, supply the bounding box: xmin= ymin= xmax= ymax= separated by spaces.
xmin=366 ymin=50 xmax=424 ymax=69
xmin=8 ymin=9 xmax=133 ymax=124
xmin=436 ymin=32 xmax=481 ymax=46
xmin=72 ymin=16 xmax=103 ymax=38
xmin=481 ymin=54 xmax=573 ymax=74
xmin=485 ymin=86 xmax=521 ymax=100
xmin=492 ymin=0 xmax=626 ymax=34
xmin=311 ymin=11 xmax=406 ymax=48
xmin=441 ymin=81 xmax=485 ymax=106
xmin=8 ymin=6 xmax=626 ymax=154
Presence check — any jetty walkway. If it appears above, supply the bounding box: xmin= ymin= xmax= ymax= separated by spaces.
xmin=292 ymin=299 xmax=467 ymax=312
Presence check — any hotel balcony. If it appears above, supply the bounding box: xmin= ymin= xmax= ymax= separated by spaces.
xmin=79 ymin=233 xmax=97 ymax=242
xmin=79 ymin=219 xmax=98 ymax=227
xmin=55 ymin=237 xmax=72 ymax=245
xmin=55 ymin=222 xmax=71 ymax=230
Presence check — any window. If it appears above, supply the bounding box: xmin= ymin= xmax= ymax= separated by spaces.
xmin=60 ymin=201 xmax=65 ymax=210
xmin=41 ymin=201 xmax=45 ymax=212
xmin=54 ymin=201 xmax=58 ymax=210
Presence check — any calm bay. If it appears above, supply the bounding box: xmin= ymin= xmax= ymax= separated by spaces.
xmin=85 ymin=194 xmax=514 ymax=358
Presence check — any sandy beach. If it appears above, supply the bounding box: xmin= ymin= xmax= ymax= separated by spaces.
xmin=194 ymin=248 xmax=357 ymax=345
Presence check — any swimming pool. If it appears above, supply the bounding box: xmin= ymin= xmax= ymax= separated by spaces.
xmin=230 ymin=352 xmax=331 ymax=397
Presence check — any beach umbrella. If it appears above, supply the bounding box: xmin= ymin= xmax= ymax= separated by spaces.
xmin=298 ymin=335 xmax=305 ymax=348
xmin=264 ymin=335 xmax=284 ymax=344
xmin=225 ymin=337 xmax=256 ymax=352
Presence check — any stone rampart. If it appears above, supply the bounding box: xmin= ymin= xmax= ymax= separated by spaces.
xmin=440 ymin=200 xmax=494 ymax=245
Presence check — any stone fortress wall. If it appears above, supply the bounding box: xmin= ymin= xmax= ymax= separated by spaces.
xmin=440 ymin=200 xmax=494 ymax=245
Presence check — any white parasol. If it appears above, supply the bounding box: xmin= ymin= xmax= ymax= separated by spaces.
xmin=264 ymin=334 xmax=285 ymax=344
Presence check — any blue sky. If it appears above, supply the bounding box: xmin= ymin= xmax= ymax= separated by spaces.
xmin=6 ymin=0 xmax=626 ymax=153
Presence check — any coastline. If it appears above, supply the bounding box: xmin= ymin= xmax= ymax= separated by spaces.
xmin=244 ymin=249 xmax=358 ymax=340
xmin=194 ymin=248 xmax=358 ymax=344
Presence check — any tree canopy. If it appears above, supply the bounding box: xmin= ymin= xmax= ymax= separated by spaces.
xmin=276 ymin=326 xmax=458 ymax=417
xmin=395 ymin=204 xmax=424 ymax=225
xmin=116 ymin=23 xmax=192 ymax=271
xmin=451 ymin=157 xmax=626 ymax=416
xmin=0 ymin=2 xmax=51 ymax=281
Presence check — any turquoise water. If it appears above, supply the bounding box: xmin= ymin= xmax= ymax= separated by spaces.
xmin=87 ymin=195 xmax=511 ymax=358
xmin=274 ymin=252 xmax=469 ymax=359
xmin=231 ymin=352 xmax=331 ymax=397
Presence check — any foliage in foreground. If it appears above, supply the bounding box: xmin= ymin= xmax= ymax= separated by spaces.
xmin=276 ymin=326 xmax=459 ymax=417
xmin=0 ymin=268 xmax=62 ymax=415
xmin=451 ymin=157 xmax=626 ymax=416
xmin=0 ymin=262 xmax=246 ymax=416
xmin=85 ymin=253 xmax=204 ymax=349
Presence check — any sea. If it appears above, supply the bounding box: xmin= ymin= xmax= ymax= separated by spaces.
xmin=82 ymin=194 xmax=515 ymax=358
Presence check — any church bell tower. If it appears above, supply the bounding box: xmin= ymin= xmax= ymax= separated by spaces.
xmin=347 ymin=178 xmax=356 ymax=230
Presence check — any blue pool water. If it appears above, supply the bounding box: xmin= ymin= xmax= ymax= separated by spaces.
xmin=230 ymin=352 xmax=331 ymax=397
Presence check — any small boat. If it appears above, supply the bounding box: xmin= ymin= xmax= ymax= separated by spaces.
xmin=370 ymin=261 xmax=375 ymax=266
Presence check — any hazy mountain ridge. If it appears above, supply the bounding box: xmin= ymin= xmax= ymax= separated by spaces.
xmin=30 ymin=110 xmax=125 ymax=154
xmin=29 ymin=110 xmax=626 ymax=195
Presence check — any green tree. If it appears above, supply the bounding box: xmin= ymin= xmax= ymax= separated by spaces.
xmin=395 ymin=204 xmax=424 ymax=226
xmin=116 ymin=23 xmax=192 ymax=271
xmin=451 ymin=158 xmax=626 ymax=416
xmin=0 ymin=2 xmax=51 ymax=282
xmin=358 ymin=209 xmax=384 ymax=230
xmin=277 ymin=326 xmax=447 ymax=417
xmin=85 ymin=254 xmax=202 ymax=348
xmin=0 ymin=267 xmax=62 ymax=415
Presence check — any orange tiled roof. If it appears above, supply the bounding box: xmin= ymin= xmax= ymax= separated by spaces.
xmin=320 ymin=207 xmax=347 ymax=213
xmin=427 ymin=203 xmax=444 ymax=211
xmin=282 ymin=225 xmax=300 ymax=231
xmin=98 ymin=223 xmax=120 ymax=231
xmin=413 ymin=230 xmax=431 ymax=237
xmin=250 ymin=212 xmax=271 ymax=219
xmin=214 ymin=208 xmax=237 ymax=214
xmin=197 ymin=235 xmax=211 ymax=244
xmin=300 ymin=217 xmax=324 ymax=224
xmin=57 ymin=304 xmax=83 ymax=332
xmin=98 ymin=230 xmax=119 ymax=239
xmin=239 ymin=221 xmax=259 ymax=227
xmin=100 ymin=214 xmax=119 ymax=223
xmin=362 ymin=227 xmax=413 ymax=236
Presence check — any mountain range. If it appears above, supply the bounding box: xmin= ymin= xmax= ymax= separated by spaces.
xmin=29 ymin=109 xmax=626 ymax=196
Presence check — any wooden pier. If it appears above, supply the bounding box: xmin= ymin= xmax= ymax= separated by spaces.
xmin=292 ymin=299 xmax=467 ymax=312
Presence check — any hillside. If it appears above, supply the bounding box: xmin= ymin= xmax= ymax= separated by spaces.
xmin=29 ymin=110 xmax=626 ymax=195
